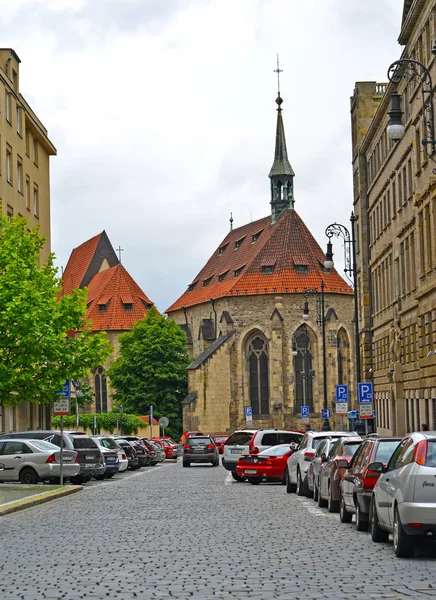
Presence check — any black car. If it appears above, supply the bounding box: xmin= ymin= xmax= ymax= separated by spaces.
xmin=119 ymin=437 xmax=151 ymax=467
xmin=141 ymin=439 xmax=158 ymax=465
xmin=114 ymin=438 xmax=140 ymax=470
xmin=183 ymin=435 xmax=220 ymax=467
xmin=0 ymin=431 xmax=105 ymax=484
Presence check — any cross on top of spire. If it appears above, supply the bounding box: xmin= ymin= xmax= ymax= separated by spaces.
xmin=274 ymin=54 xmax=283 ymax=108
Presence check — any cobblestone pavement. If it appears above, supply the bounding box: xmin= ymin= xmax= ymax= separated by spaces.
xmin=0 ymin=461 xmax=435 ymax=600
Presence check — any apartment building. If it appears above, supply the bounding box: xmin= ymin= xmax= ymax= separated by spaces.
xmin=351 ymin=0 xmax=436 ymax=435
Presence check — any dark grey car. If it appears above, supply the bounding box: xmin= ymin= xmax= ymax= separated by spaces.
xmin=182 ymin=436 xmax=219 ymax=467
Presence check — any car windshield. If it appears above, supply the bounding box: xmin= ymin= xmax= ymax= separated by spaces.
xmin=98 ymin=438 xmax=119 ymax=450
xmin=187 ymin=438 xmax=210 ymax=445
xmin=260 ymin=445 xmax=291 ymax=457
xmin=30 ymin=440 xmax=60 ymax=452
xmin=214 ymin=437 xmax=227 ymax=442
xmin=343 ymin=443 xmax=361 ymax=456
xmin=375 ymin=440 xmax=401 ymax=463
xmin=72 ymin=437 xmax=98 ymax=449
xmin=225 ymin=432 xmax=254 ymax=446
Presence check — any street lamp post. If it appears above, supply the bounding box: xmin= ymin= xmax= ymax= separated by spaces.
xmin=119 ymin=404 xmax=123 ymax=435
xmin=385 ymin=42 xmax=436 ymax=171
xmin=302 ymin=281 xmax=330 ymax=432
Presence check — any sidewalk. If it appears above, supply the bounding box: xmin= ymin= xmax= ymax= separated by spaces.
xmin=0 ymin=484 xmax=82 ymax=516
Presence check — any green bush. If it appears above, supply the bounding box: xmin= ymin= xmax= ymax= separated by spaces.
xmin=52 ymin=412 xmax=145 ymax=435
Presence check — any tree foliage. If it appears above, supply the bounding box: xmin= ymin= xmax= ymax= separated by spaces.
xmin=52 ymin=412 xmax=144 ymax=435
xmin=0 ymin=215 xmax=112 ymax=406
xmin=108 ymin=308 xmax=188 ymax=437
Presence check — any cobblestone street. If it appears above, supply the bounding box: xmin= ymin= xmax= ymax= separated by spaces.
xmin=0 ymin=461 xmax=435 ymax=600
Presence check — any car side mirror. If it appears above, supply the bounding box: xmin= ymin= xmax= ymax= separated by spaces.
xmin=367 ymin=461 xmax=385 ymax=473
xmin=337 ymin=459 xmax=349 ymax=469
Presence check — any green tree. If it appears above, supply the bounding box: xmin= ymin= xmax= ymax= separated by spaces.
xmin=108 ymin=307 xmax=189 ymax=437
xmin=0 ymin=214 xmax=112 ymax=406
xmin=71 ymin=379 xmax=95 ymax=411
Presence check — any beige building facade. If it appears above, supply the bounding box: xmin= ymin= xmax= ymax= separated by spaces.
xmin=351 ymin=0 xmax=436 ymax=436
xmin=0 ymin=48 xmax=56 ymax=433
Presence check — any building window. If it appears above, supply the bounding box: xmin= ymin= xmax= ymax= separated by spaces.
xmin=25 ymin=130 xmax=30 ymax=157
xmin=16 ymin=106 xmax=22 ymax=136
xmin=262 ymin=265 xmax=275 ymax=274
xmin=5 ymin=92 xmax=11 ymax=123
xmin=218 ymin=271 xmax=228 ymax=283
xmin=234 ymin=266 xmax=245 ymax=277
xmin=294 ymin=265 xmax=308 ymax=273
xmin=7 ymin=205 xmax=13 ymax=221
xmin=188 ymin=281 xmax=198 ymax=291
xmin=25 ymin=176 xmax=30 ymax=210
xmin=17 ymin=159 xmax=23 ymax=193
xmin=123 ymin=303 xmax=133 ymax=311
xmin=6 ymin=148 xmax=12 ymax=184
xmin=203 ymin=276 xmax=213 ymax=287
xmin=94 ymin=367 xmax=108 ymax=413
xmin=252 ymin=230 xmax=263 ymax=243
xmin=247 ymin=335 xmax=269 ymax=416
xmin=98 ymin=302 xmax=108 ymax=312
xmin=234 ymin=237 xmax=245 ymax=250
xmin=218 ymin=244 xmax=228 ymax=256
xmin=33 ymin=186 xmax=39 ymax=217
xmin=33 ymin=138 xmax=38 ymax=166
xmin=293 ymin=327 xmax=313 ymax=413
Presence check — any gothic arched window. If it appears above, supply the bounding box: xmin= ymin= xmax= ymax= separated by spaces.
xmin=94 ymin=367 xmax=108 ymax=413
xmin=247 ymin=335 xmax=269 ymax=415
xmin=337 ymin=329 xmax=350 ymax=386
xmin=293 ymin=327 xmax=313 ymax=413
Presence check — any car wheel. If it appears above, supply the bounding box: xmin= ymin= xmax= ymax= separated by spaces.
xmin=393 ymin=507 xmax=415 ymax=558
xmin=285 ymin=469 xmax=297 ymax=493
xmin=182 ymin=461 xmax=191 ymax=468
xmin=19 ymin=467 xmax=39 ymax=485
xmin=296 ymin=470 xmax=306 ymax=496
xmin=249 ymin=479 xmax=262 ymax=485
xmin=369 ymin=498 xmax=389 ymax=543
xmin=355 ymin=502 xmax=368 ymax=532
xmin=231 ymin=470 xmax=244 ymax=482
xmin=313 ymin=478 xmax=319 ymax=502
xmin=94 ymin=475 xmax=105 ymax=481
xmin=318 ymin=483 xmax=328 ymax=508
xmin=340 ymin=497 xmax=352 ymax=523
xmin=105 ymin=473 xmax=116 ymax=479
xmin=327 ymin=484 xmax=339 ymax=513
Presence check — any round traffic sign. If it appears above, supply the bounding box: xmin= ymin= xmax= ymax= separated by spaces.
xmin=159 ymin=417 xmax=169 ymax=428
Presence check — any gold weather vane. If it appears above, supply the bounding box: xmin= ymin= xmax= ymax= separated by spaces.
xmin=274 ymin=53 xmax=283 ymax=95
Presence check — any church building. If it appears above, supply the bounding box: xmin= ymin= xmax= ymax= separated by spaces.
xmin=167 ymin=91 xmax=356 ymax=434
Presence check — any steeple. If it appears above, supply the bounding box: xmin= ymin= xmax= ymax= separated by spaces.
xmin=269 ymin=57 xmax=295 ymax=223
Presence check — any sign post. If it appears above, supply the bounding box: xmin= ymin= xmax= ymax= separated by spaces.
xmin=245 ymin=406 xmax=253 ymax=426
xmin=358 ymin=382 xmax=374 ymax=435
xmin=150 ymin=405 xmax=154 ymax=438
xmin=335 ymin=385 xmax=349 ymax=430
xmin=54 ymin=380 xmax=71 ymax=486
xmin=301 ymin=405 xmax=310 ymax=425
xmin=159 ymin=417 xmax=169 ymax=438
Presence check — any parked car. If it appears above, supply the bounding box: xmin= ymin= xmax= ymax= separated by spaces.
xmin=182 ymin=435 xmax=219 ymax=467
xmin=0 ymin=439 xmax=79 ymax=484
xmin=213 ymin=435 xmax=228 ymax=454
xmin=221 ymin=429 xmax=258 ymax=481
xmin=180 ymin=431 xmax=204 ymax=444
xmin=307 ymin=436 xmax=339 ymax=500
xmin=236 ymin=443 xmax=297 ymax=485
xmin=118 ymin=437 xmax=150 ymax=467
xmin=91 ymin=436 xmax=122 ymax=478
xmin=369 ymin=431 xmax=436 ymax=557
xmin=114 ymin=438 xmax=139 ymax=470
xmin=247 ymin=429 xmax=303 ymax=455
xmin=0 ymin=430 xmax=105 ymax=484
xmin=286 ymin=431 xmax=353 ymax=496
xmin=339 ymin=436 xmax=402 ymax=530
xmin=140 ymin=439 xmax=158 ymax=465
xmin=152 ymin=438 xmax=176 ymax=459
xmin=317 ymin=437 xmax=362 ymax=512
xmin=147 ymin=440 xmax=165 ymax=463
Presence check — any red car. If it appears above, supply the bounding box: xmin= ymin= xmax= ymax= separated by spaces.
xmin=236 ymin=443 xmax=296 ymax=485
xmin=213 ymin=435 xmax=228 ymax=454
xmin=179 ymin=431 xmax=203 ymax=444
xmin=152 ymin=438 xmax=175 ymax=459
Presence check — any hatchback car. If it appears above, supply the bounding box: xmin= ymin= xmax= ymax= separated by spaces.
xmin=236 ymin=444 xmax=297 ymax=485
xmin=369 ymin=431 xmax=436 ymax=557
xmin=247 ymin=429 xmax=303 ymax=455
xmin=182 ymin=436 xmax=219 ymax=467
xmin=91 ymin=436 xmax=122 ymax=478
xmin=307 ymin=437 xmax=339 ymax=500
xmin=339 ymin=436 xmax=401 ymax=530
xmin=0 ymin=439 xmax=79 ymax=484
xmin=222 ymin=430 xmax=258 ymax=480
xmin=118 ymin=438 xmax=149 ymax=467
xmin=286 ymin=431 xmax=352 ymax=496
xmin=114 ymin=438 xmax=139 ymax=470
xmin=317 ymin=437 xmax=361 ymax=512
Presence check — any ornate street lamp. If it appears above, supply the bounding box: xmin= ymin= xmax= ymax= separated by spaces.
xmin=386 ymin=42 xmax=436 ymax=169
xmin=302 ymin=282 xmax=330 ymax=432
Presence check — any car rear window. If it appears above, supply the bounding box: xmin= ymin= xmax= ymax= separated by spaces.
xmin=343 ymin=442 xmax=361 ymax=456
xmin=426 ymin=441 xmax=436 ymax=466
xmin=312 ymin=436 xmax=329 ymax=449
xmin=214 ymin=437 xmax=228 ymax=442
xmin=375 ymin=440 xmax=401 ymax=463
xmin=260 ymin=433 xmax=278 ymax=445
xmin=72 ymin=436 xmax=98 ymax=449
xmin=187 ymin=438 xmax=210 ymax=445
xmin=280 ymin=433 xmax=302 ymax=444
xmin=30 ymin=440 xmax=59 ymax=452
xmin=226 ymin=432 xmax=254 ymax=446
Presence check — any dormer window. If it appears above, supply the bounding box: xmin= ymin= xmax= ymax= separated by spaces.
xmin=262 ymin=265 xmax=275 ymax=275
xmin=188 ymin=281 xmax=198 ymax=291
xmin=97 ymin=296 xmax=111 ymax=312
xmin=218 ymin=270 xmax=229 ymax=283
xmin=203 ymin=276 xmax=213 ymax=287
xmin=98 ymin=303 xmax=108 ymax=312
xmin=123 ymin=303 xmax=133 ymax=311
xmin=218 ymin=244 xmax=228 ymax=256
xmin=294 ymin=265 xmax=308 ymax=273
xmin=252 ymin=230 xmax=263 ymax=243
xmin=234 ymin=236 xmax=246 ymax=250
xmin=234 ymin=265 xmax=245 ymax=277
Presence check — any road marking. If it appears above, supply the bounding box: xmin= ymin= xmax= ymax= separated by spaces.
xmin=224 ymin=472 xmax=233 ymax=485
xmin=296 ymin=496 xmax=339 ymax=519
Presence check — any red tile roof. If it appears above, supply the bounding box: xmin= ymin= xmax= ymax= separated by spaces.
xmin=86 ymin=264 xmax=153 ymax=331
xmin=137 ymin=415 xmax=160 ymax=426
xmin=166 ymin=209 xmax=352 ymax=312
xmin=61 ymin=232 xmax=103 ymax=296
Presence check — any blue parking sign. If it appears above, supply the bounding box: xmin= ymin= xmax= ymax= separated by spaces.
xmin=358 ymin=382 xmax=373 ymax=404
xmin=301 ymin=406 xmax=309 ymax=418
xmin=321 ymin=408 xmax=331 ymax=419
xmin=245 ymin=407 xmax=253 ymax=417
xmin=335 ymin=385 xmax=348 ymax=402
xmin=56 ymin=380 xmax=71 ymax=398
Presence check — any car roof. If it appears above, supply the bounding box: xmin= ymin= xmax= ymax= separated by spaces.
xmin=310 ymin=431 xmax=350 ymax=438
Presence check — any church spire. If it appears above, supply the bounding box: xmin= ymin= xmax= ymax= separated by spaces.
xmin=269 ymin=56 xmax=295 ymax=223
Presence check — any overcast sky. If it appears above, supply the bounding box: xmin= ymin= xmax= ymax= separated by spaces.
xmin=1 ymin=0 xmax=403 ymax=312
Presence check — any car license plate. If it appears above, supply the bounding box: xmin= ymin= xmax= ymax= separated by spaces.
xmin=231 ymin=449 xmax=243 ymax=454
xmin=192 ymin=448 xmax=203 ymax=452
xmin=106 ymin=457 xmax=116 ymax=463
xmin=245 ymin=469 xmax=257 ymax=474
xmin=85 ymin=455 xmax=95 ymax=460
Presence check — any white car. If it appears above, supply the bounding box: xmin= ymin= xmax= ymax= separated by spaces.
xmin=369 ymin=431 xmax=436 ymax=557
xmin=286 ymin=430 xmax=353 ymax=496
xmin=222 ymin=430 xmax=258 ymax=481
xmin=0 ymin=439 xmax=79 ymax=484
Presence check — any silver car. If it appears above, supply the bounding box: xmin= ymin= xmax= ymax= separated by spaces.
xmin=370 ymin=431 xmax=436 ymax=557
xmin=0 ymin=439 xmax=79 ymax=484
